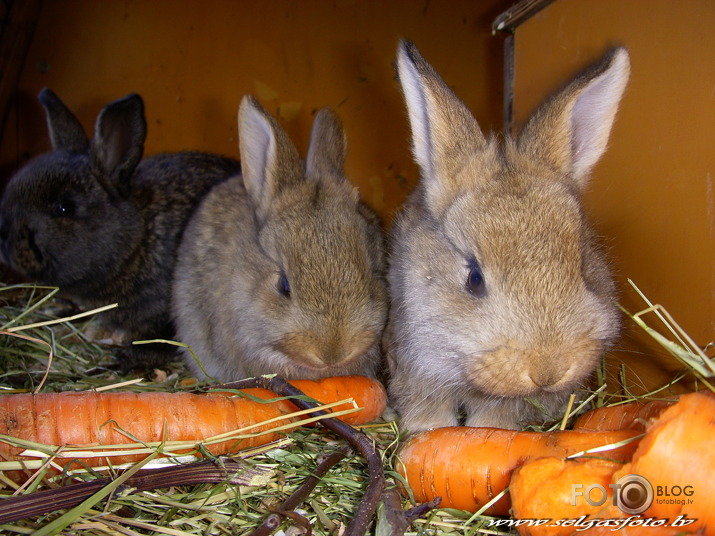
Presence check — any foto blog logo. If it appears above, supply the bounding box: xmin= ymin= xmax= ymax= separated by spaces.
xmin=572 ymin=474 xmax=655 ymax=515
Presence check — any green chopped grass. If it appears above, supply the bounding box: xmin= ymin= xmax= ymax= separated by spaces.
xmin=0 ymin=281 xmax=710 ymax=535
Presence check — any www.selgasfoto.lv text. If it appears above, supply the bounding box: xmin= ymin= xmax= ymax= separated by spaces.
xmin=488 ymin=515 xmax=697 ymax=531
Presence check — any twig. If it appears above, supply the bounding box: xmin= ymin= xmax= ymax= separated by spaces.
xmin=249 ymin=447 xmax=350 ymax=536
xmin=217 ymin=375 xmax=387 ymax=536
xmin=379 ymin=486 xmax=442 ymax=534
xmin=0 ymin=456 xmax=267 ymax=524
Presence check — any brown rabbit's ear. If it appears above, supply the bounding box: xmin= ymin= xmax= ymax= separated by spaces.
xmin=90 ymin=93 xmax=147 ymax=198
xmin=238 ymin=95 xmax=304 ymax=222
xmin=396 ymin=40 xmax=487 ymax=216
xmin=517 ymin=47 xmax=630 ymax=189
xmin=38 ymin=88 xmax=89 ymax=153
xmin=305 ymin=107 xmax=347 ymax=183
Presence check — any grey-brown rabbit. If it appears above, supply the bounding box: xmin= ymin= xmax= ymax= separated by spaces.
xmin=0 ymin=89 xmax=240 ymax=368
xmin=385 ymin=41 xmax=630 ymax=433
xmin=172 ymin=95 xmax=388 ymax=381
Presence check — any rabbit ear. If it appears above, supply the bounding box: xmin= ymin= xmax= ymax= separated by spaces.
xmin=90 ymin=93 xmax=147 ymax=197
xmin=305 ymin=108 xmax=347 ymax=182
xmin=396 ymin=40 xmax=487 ymax=215
xmin=238 ymin=95 xmax=304 ymax=221
xmin=38 ymin=88 xmax=89 ymax=153
xmin=518 ymin=47 xmax=630 ymax=188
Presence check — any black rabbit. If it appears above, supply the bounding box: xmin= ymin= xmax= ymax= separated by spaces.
xmin=0 ymin=89 xmax=241 ymax=369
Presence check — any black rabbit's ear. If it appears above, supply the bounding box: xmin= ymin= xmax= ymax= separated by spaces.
xmin=38 ymin=88 xmax=89 ymax=153
xmin=90 ymin=93 xmax=147 ymax=197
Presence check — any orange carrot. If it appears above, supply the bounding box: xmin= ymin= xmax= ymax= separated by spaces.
xmin=507 ymin=391 xmax=715 ymax=535
xmin=250 ymin=375 xmax=387 ymax=426
xmin=0 ymin=375 xmax=386 ymax=481
xmin=572 ymin=399 xmax=675 ymax=432
xmin=510 ymin=457 xmax=623 ymax=536
xmin=397 ymin=426 xmax=640 ymax=516
xmin=617 ymin=391 xmax=715 ymax=530
xmin=508 ymin=459 xmax=697 ymax=535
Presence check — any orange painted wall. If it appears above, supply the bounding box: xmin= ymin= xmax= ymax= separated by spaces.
xmin=512 ymin=0 xmax=715 ymax=393
xmin=0 ymin=0 xmax=509 ymax=224
xmin=4 ymin=1 xmax=711 ymax=393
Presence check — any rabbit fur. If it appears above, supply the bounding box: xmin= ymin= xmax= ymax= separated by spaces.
xmin=172 ymin=95 xmax=388 ymax=381
xmin=384 ymin=41 xmax=630 ymax=433
xmin=0 ymin=89 xmax=240 ymax=368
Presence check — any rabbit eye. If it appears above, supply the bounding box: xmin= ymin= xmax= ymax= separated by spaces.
xmin=466 ymin=258 xmax=486 ymax=297
xmin=277 ymin=272 xmax=291 ymax=298
xmin=53 ymin=199 xmax=76 ymax=218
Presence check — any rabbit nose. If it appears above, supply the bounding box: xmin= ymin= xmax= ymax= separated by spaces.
xmin=302 ymin=340 xmax=349 ymax=367
xmin=319 ymin=345 xmax=343 ymax=366
xmin=528 ymin=365 xmax=566 ymax=388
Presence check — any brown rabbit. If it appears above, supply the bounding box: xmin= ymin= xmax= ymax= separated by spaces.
xmin=385 ymin=41 xmax=630 ymax=433
xmin=172 ymin=95 xmax=388 ymax=381
xmin=0 ymin=89 xmax=240 ymax=368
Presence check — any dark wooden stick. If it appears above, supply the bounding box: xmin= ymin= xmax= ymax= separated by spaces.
xmin=0 ymin=456 xmax=266 ymax=524
xmin=216 ymin=375 xmax=387 ymax=536
xmin=379 ymin=486 xmax=442 ymax=534
xmin=249 ymin=447 xmax=350 ymax=536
